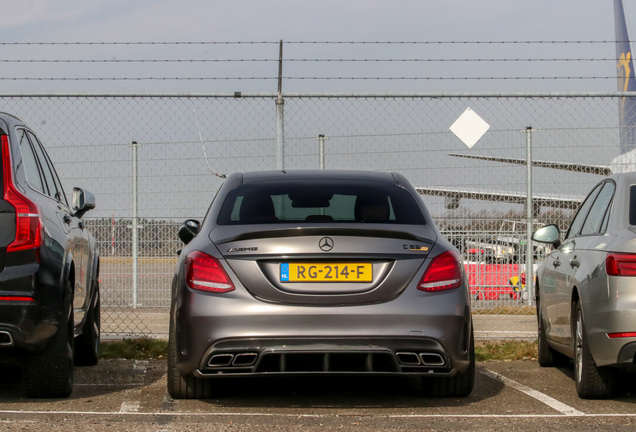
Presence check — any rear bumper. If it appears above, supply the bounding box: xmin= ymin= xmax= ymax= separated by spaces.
xmin=0 ymin=301 xmax=59 ymax=353
xmin=586 ymin=307 xmax=636 ymax=367
xmin=584 ymin=283 xmax=636 ymax=367
xmin=0 ymin=265 xmax=61 ymax=354
xmin=192 ymin=336 xmax=462 ymax=379
xmin=174 ymin=284 xmax=473 ymax=378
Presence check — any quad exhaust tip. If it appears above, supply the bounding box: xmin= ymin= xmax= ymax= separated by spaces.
xmin=207 ymin=352 xmax=259 ymax=368
xmin=207 ymin=351 xmax=444 ymax=369
xmin=396 ymin=351 xmax=445 ymax=367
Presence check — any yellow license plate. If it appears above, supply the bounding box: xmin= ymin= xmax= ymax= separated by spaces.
xmin=280 ymin=263 xmax=372 ymax=282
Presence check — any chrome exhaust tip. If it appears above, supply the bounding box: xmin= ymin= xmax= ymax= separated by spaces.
xmin=0 ymin=330 xmax=14 ymax=347
xmin=207 ymin=353 xmax=234 ymax=367
xmin=396 ymin=352 xmax=421 ymax=366
xmin=419 ymin=353 xmax=445 ymax=366
xmin=232 ymin=353 xmax=258 ymax=367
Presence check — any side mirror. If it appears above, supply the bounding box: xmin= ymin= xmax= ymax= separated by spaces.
xmin=72 ymin=187 xmax=95 ymax=219
xmin=532 ymin=224 xmax=561 ymax=248
xmin=178 ymin=219 xmax=201 ymax=245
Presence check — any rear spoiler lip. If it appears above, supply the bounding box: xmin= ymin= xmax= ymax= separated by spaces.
xmin=214 ymin=226 xmax=434 ymax=245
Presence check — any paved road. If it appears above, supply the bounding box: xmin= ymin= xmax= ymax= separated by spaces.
xmin=1 ymin=359 xmax=635 ymax=431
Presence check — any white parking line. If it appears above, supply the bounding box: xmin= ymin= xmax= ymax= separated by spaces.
xmin=2 ymin=409 xmax=636 ymax=419
xmin=480 ymin=369 xmax=584 ymax=416
xmin=161 ymin=393 xmax=178 ymax=412
xmin=75 ymin=383 xmax=142 ymax=387
xmin=118 ymin=360 xmax=148 ymax=414
xmin=0 ymin=420 xmax=36 ymax=423
xmin=133 ymin=360 xmax=149 ymax=373
xmin=119 ymin=401 xmax=140 ymax=413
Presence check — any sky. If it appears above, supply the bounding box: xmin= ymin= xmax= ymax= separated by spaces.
xmin=0 ymin=1 xmax=613 ymax=43
xmin=0 ymin=1 xmax=632 ymax=220
xmin=0 ymin=1 xmax=626 ymax=94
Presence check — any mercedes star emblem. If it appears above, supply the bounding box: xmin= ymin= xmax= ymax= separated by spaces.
xmin=319 ymin=237 xmax=334 ymax=251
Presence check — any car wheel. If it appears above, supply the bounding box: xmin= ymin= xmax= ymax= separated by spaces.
xmin=536 ymin=298 xmax=568 ymax=367
xmin=75 ymin=280 xmax=101 ymax=366
xmin=23 ymin=282 xmax=74 ymax=398
xmin=167 ymin=316 xmax=212 ymax=399
xmin=573 ymin=302 xmax=616 ymax=399
xmin=421 ymin=328 xmax=474 ymax=397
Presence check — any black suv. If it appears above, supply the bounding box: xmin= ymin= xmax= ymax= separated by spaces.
xmin=0 ymin=112 xmax=100 ymax=398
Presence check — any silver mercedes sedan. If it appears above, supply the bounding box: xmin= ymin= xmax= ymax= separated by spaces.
xmin=168 ymin=170 xmax=474 ymax=399
xmin=533 ymin=172 xmax=636 ymax=399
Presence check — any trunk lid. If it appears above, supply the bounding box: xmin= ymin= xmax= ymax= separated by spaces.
xmin=212 ymin=225 xmax=436 ymax=305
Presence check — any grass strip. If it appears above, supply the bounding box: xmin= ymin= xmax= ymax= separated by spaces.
xmin=99 ymin=337 xmax=168 ymax=360
xmin=99 ymin=337 xmax=538 ymax=362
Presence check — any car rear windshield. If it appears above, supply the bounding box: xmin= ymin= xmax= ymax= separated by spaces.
xmin=217 ymin=180 xmax=426 ymax=225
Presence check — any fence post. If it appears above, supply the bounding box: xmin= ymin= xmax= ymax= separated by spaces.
xmin=276 ymin=40 xmax=284 ymax=170
xmin=525 ymin=127 xmax=534 ymax=307
xmin=317 ymin=134 xmax=328 ymax=169
xmin=131 ymin=140 xmax=140 ymax=309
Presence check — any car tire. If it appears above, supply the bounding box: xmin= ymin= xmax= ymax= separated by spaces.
xmin=167 ymin=316 xmax=212 ymax=399
xmin=573 ymin=302 xmax=616 ymax=399
xmin=75 ymin=280 xmax=101 ymax=366
xmin=421 ymin=328 xmax=474 ymax=398
xmin=537 ymin=298 xmax=568 ymax=367
xmin=23 ymin=282 xmax=74 ymax=398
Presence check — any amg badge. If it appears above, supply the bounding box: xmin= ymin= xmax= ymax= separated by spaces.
xmin=227 ymin=247 xmax=258 ymax=252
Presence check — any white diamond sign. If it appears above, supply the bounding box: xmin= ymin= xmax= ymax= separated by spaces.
xmin=449 ymin=107 xmax=490 ymax=148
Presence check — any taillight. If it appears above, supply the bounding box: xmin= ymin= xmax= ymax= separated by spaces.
xmin=607 ymin=332 xmax=636 ymax=338
xmin=0 ymin=296 xmax=34 ymax=302
xmin=2 ymin=135 xmax=42 ymax=254
xmin=606 ymin=253 xmax=636 ymax=276
xmin=184 ymin=251 xmax=235 ymax=293
xmin=417 ymin=250 xmax=463 ymax=292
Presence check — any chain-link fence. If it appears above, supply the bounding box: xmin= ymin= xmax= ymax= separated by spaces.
xmin=1 ymin=93 xmax=625 ymax=338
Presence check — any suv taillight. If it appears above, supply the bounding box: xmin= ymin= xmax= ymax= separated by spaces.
xmin=606 ymin=253 xmax=636 ymax=276
xmin=417 ymin=250 xmax=463 ymax=292
xmin=2 ymin=135 xmax=42 ymax=254
xmin=185 ymin=251 xmax=235 ymax=293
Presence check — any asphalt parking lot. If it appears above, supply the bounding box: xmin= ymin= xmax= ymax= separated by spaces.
xmin=1 ymin=359 xmax=635 ymax=431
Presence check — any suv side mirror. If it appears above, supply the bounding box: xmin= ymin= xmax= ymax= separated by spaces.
xmin=72 ymin=187 xmax=96 ymax=219
xmin=178 ymin=219 xmax=201 ymax=245
xmin=532 ymin=224 xmax=561 ymax=248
